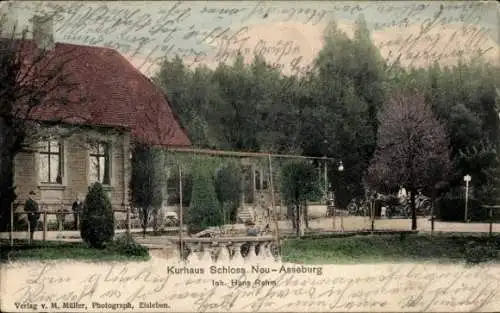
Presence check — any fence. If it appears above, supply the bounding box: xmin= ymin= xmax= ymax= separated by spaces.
xmin=279 ymin=210 xmax=500 ymax=236
xmin=6 ymin=201 xmax=134 ymax=245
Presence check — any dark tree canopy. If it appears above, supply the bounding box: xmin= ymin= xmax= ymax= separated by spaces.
xmin=129 ymin=144 xmax=165 ymax=235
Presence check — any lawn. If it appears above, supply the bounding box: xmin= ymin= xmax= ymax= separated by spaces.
xmin=0 ymin=240 xmax=151 ymax=262
xmin=281 ymin=233 xmax=500 ymax=264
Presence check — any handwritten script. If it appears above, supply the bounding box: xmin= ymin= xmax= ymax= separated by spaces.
xmin=2 ymin=260 xmax=500 ymax=312
xmin=4 ymin=1 xmax=498 ymax=76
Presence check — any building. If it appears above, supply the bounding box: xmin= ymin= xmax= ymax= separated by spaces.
xmin=9 ymin=16 xmax=190 ymax=220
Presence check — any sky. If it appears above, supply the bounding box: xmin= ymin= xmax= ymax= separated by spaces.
xmin=2 ymin=1 xmax=499 ymax=77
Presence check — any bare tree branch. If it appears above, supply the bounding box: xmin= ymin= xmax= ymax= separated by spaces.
xmin=366 ymin=90 xmax=452 ymax=229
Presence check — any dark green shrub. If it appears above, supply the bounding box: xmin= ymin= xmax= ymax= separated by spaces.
xmin=186 ymin=165 xmax=222 ymax=234
xmin=111 ymin=233 xmax=149 ymax=257
xmin=214 ymin=161 xmax=242 ymax=223
xmin=464 ymin=240 xmax=497 ymax=264
xmin=80 ymin=183 xmax=115 ymax=248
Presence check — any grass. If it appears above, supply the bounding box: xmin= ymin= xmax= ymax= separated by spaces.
xmin=281 ymin=233 xmax=500 ymax=264
xmin=0 ymin=239 xmax=151 ymax=262
xmin=2 ymin=232 xmax=499 ymax=264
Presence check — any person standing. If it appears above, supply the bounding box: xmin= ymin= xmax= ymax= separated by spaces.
xmin=72 ymin=196 xmax=83 ymax=230
xmin=24 ymin=191 xmax=40 ymax=241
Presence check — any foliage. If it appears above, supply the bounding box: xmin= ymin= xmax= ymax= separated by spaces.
xmin=280 ymin=161 xmax=320 ymax=205
xmin=80 ymin=183 xmax=114 ymax=248
xmin=459 ymin=141 xmax=500 ymax=204
xmin=464 ymin=240 xmax=497 ymax=264
xmin=110 ymin=233 xmax=149 ymax=257
xmin=130 ymin=145 xmax=166 ymax=235
xmin=367 ymin=90 xmax=452 ymax=229
xmin=309 ymin=16 xmax=385 ymax=207
xmin=437 ymin=195 xmax=482 ymax=222
xmin=214 ymin=160 xmax=242 ymax=223
xmin=396 ymin=61 xmax=500 ymax=195
xmin=186 ymin=163 xmax=222 ymax=234
xmin=280 ymin=161 xmax=320 ymax=235
xmin=152 ymin=16 xmax=499 ymax=213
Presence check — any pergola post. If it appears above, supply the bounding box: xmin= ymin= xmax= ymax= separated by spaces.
xmin=268 ymin=154 xmax=280 ymax=256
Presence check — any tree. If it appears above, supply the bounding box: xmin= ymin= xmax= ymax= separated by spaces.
xmin=366 ymin=91 xmax=452 ymax=230
xmin=80 ymin=183 xmax=115 ymax=248
xmin=306 ymin=17 xmax=385 ymax=207
xmin=130 ymin=145 xmax=165 ymax=236
xmin=280 ymin=161 xmax=320 ymax=236
xmin=214 ymin=161 xmax=242 ymax=224
xmin=186 ymin=164 xmax=222 ymax=234
xmin=0 ymin=21 xmax=79 ymax=231
xmin=211 ymin=53 xmax=261 ymax=151
xmin=153 ymin=56 xmax=217 ymax=147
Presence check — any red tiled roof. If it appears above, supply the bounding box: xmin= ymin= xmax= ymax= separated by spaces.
xmin=14 ymin=40 xmax=191 ymax=147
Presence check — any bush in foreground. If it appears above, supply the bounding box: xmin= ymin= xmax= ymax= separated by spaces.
xmin=464 ymin=240 xmax=497 ymax=264
xmin=80 ymin=183 xmax=115 ymax=248
xmin=110 ymin=233 xmax=149 ymax=257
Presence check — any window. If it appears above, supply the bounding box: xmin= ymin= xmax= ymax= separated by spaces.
xmin=89 ymin=142 xmax=111 ymax=185
xmin=39 ymin=140 xmax=63 ymax=184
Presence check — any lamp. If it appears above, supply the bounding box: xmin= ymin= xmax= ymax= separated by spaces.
xmin=338 ymin=161 xmax=344 ymax=172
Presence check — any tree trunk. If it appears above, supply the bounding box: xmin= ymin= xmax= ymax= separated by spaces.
xmin=304 ymin=201 xmax=309 ymax=229
xmin=410 ymin=189 xmax=417 ymax=230
xmin=0 ymin=117 xmax=22 ymax=232
xmin=152 ymin=207 xmax=160 ymax=233
xmin=299 ymin=203 xmax=305 ymax=236
xmin=295 ymin=204 xmax=300 ymax=237
xmin=430 ymin=190 xmax=436 ymax=234
xmin=142 ymin=207 xmax=148 ymax=238
xmin=288 ymin=205 xmax=296 ymax=230
xmin=0 ymin=147 xmax=16 ymax=232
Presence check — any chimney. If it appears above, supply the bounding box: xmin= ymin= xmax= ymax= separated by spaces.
xmin=31 ymin=14 xmax=54 ymax=50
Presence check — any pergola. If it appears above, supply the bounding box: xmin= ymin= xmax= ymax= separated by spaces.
xmin=149 ymin=147 xmax=342 ymax=254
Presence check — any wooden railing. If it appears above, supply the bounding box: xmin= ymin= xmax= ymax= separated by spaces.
xmin=480 ymin=205 xmax=500 ymax=237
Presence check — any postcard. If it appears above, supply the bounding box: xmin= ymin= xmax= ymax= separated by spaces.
xmin=0 ymin=1 xmax=499 ymax=312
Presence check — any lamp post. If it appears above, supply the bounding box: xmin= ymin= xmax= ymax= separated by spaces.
xmin=463 ymin=174 xmax=471 ymax=223
xmin=331 ymin=160 xmax=344 ymax=230
xmin=323 ymin=140 xmax=328 ymax=201
xmin=323 ymin=157 xmax=328 ymax=200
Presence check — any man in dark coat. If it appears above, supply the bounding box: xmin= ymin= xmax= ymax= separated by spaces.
xmin=72 ymin=196 xmax=83 ymax=230
xmin=24 ymin=191 xmax=40 ymax=241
